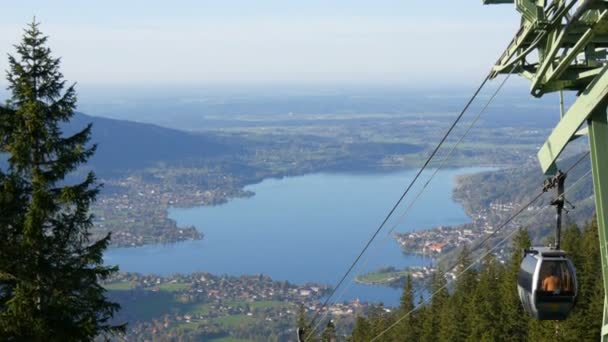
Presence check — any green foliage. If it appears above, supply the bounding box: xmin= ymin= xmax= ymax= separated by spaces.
xmin=419 ymin=268 xmax=448 ymax=342
xmin=392 ymin=274 xmax=418 ymax=341
xmin=454 ymin=153 xmax=594 ymax=245
xmin=448 ymin=245 xmax=476 ymax=341
xmin=321 ymin=320 xmax=336 ymax=342
xmin=351 ymin=316 xmax=371 ymax=341
xmin=0 ymin=20 xmax=121 ymax=340
xmin=351 ymin=221 xmax=604 ymax=341
xmin=399 ymin=274 xmax=415 ymax=316
xmin=296 ymin=303 xmax=315 ymax=341
xmin=496 ymin=227 xmax=530 ymax=341
xmin=468 ymin=253 xmax=501 ymax=341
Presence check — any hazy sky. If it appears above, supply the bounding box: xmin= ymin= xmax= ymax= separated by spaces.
xmin=0 ymin=0 xmax=521 ymax=88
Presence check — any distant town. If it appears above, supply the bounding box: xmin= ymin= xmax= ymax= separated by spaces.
xmin=92 ymin=170 xmax=252 ymax=247
xmin=104 ymin=272 xmax=368 ymax=340
xmin=357 ymin=199 xmax=537 ymax=288
xmin=394 ymin=199 xmax=544 ymax=264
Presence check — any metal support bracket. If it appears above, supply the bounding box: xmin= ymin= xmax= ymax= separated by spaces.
xmin=588 ymin=108 xmax=608 ymax=341
xmin=538 ymin=64 xmax=608 ymax=175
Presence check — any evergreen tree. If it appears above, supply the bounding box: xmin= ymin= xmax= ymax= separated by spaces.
xmin=0 ymin=20 xmax=121 ymax=340
xmin=321 ymin=320 xmax=336 ymax=342
xmin=399 ymin=274 xmax=415 ymax=313
xmin=571 ymin=218 xmax=603 ymax=340
xmin=349 ymin=220 xmax=606 ymax=340
xmin=351 ymin=316 xmax=371 ymax=342
xmin=367 ymin=303 xmax=389 ymax=340
xmin=350 ymin=305 xmax=391 ymax=341
xmin=557 ymin=223 xmax=585 ymax=339
xmin=496 ymin=227 xmax=530 ymax=341
xmin=561 ymin=223 xmax=582 ymax=266
xmin=393 ymin=274 xmax=418 ymax=341
xmin=527 ymin=319 xmax=561 ymax=341
xmin=297 ymin=304 xmax=308 ymax=331
xmin=449 ymin=245 xmax=477 ymax=341
xmin=419 ymin=296 xmax=436 ymax=341
xmin=296 ymin=304 xmax=313 ymax=341
xmin=467 ymin=252 xmax=501 ymax=342
xmin=420 ymin=268 xmax=448 ymax=342
xmin=438 ymin=295 xmax=459 ymax=341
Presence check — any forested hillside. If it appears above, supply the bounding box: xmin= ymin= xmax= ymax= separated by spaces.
xmin=346 ymin=220 xmax=603 ymax=341
xmin=454 ymin=152 xmax=594 ymax=243
xmin=66 ymin=113 xmax=241 ymax=175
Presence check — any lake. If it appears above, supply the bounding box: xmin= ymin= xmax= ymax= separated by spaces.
xmin=104 ymin=167 xmax=488 ymax=306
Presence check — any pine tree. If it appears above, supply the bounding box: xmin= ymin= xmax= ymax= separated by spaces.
xmin=420 ymin=268 xmax=448 ymax=342
xmin=572 ymin=217 xmax=603 ymax=339
xmin=0 ymin=20 xmax=121 ymax=340
xmin=527 ymin=318 xmax=560 ymax=341
xmin=296 ymin=303 xmax=314 ymax=341
xmin=350 ymin=304 xmax=391 ymax=341
xmin=348 ymin=218 xmax=607 ymax=340
xmin=297 ymin=304 xmax=308 ymax=331
xmin=450 ymin=245 xmax=477 ymax=341
xmin=438 ymin=295 xmax=459 ymax=341
xmin=467 ymin=252 xmax=502 ymax=341
xmin=399 ymin=274 xmax=415 ymax=313
xmin=557 ymin=223 xmax=585 ymax=339
xmin=367 ymin=303 xmax=389 ymax=340
xmin=393 ymin=274 xmax=418 ymax=341
xmin=321 ymin=320 xmax=336 ymax=342
xmin=351 ymin=316 xmax=371 ymax=341
xmin=497 ymin=227 xmax=530 ymax=341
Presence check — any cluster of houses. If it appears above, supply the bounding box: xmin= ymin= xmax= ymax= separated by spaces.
xmin=394 ymin=198 xmax=529 ymax=258
xmin=90 ymin=173 xmax=250 ymax=247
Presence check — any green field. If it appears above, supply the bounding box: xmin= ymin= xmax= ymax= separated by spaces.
xmin=247 ymin=300 xmax=290 ymax=310
xmin=209 ymin=337 xmax=253 ymax=342
xmin=103 ymin=281 xmax=135 ymax=290
xmin=156 ymin=282 xmax=190 ymax=292
xmin=173 ymin=321 xmax=200 ymax=332
xmin=181 ymin=302 xmax=214 ymax=315
xmin=214 ymin=315 xmax=256 ymax=328
xmin=355 ymin=269 xmax=409 ymax=285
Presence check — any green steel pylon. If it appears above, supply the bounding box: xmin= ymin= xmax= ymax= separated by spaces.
xmin=483 ymin=0 xmax=608 ymax=339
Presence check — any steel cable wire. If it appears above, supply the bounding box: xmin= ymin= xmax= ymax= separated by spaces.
xmin=302 ymin=73 xmax=493 ymax=340
xmin=369 ymin=152 xmax=592 ymax=341
xmin=306 ymin=70 xmax=515 ymax=337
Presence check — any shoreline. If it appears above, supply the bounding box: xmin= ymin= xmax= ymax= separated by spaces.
xmin=103 ymin=166 xmax=496 ymax=305
xmin=104 ymin=165 xmax=494 ymax=249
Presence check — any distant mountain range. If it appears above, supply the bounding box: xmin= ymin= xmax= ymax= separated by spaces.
xmin=0 ymin=105 xmax=242 ymax=176
xmin=2 ymin=104 xmax=429 ymax=179
xmin=67 ymin=113 xmax=242 ymax=175
xmin=78 ymin=88 xmax=563 ymax=132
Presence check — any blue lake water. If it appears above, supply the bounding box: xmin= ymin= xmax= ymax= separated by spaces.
xmin=104 ymin=167 xmax=488 ymax=306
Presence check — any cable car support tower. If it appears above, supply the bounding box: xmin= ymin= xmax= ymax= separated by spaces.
xmin=482 ymin=0 xmax=608 ymax=338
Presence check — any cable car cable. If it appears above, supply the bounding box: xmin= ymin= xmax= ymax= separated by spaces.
xmin=316 ymin=2 xmax=584 ymax=338
xmin=369 ymin=166 xmax=592 ymax=341
xmin=450 ymin=151 xmax=589 ymax=265
xmin=301 ymin=73 xmax=492 ymax=340
xmin=370 ymin=153 xmax=591 ymax=339
xmin=304 ymin=14 xmax=571 ymax=337
xmin=305 ymin=71 xmax=515 ymax=337
xmin=382 ymin=69 xmax=515 ymax=239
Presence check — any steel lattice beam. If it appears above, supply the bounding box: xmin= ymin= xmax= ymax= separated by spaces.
xmin=483 ymin=1 xmax=608 ymax=339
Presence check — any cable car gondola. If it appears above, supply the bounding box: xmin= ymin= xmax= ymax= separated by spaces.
xmin=517 ymin=171 xmax=578 ymax=320
xmin=517 ymin=247 xmax=577 ymax=320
